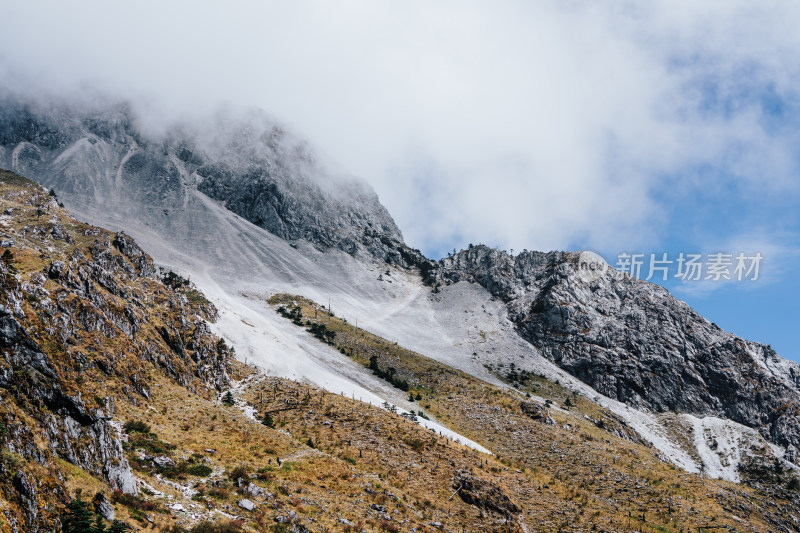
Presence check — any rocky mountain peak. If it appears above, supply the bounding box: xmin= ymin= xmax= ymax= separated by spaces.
xmin=436 ymin=245 xmax=800 ymax=454
xmin=0 ymin=94 xmax=406 ymax=261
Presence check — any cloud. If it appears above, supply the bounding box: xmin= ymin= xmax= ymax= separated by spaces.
xmin=668 ymin=229 xmax=800 ymax=298
xmin=2 ymin=1 xmax=800 ymax=258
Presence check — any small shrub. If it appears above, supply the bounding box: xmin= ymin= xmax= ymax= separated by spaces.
xmin=124 ymin=433 xmax=175 ymax=454
xmin=161 ymin=270 xmax=190 ymax=289
xmin=403 ymin=437 xmax=425 ymax=452
xmin=188 ymin=464 xmax=213 ymax=477
xmin=228 ymin=465 xmax=249 ymax=480
xmin=207 ymin=487 xmax=230 ymax=500
xmin=112 ymin=491 xmax=143 ymax=510
xmin=123 ymin=420 xmax=151 ymax=434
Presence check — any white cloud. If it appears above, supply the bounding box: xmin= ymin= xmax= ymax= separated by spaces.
xmin=671 ymin=230 xmax=800 ymax=297
xmin=2 ymin=1 xmax=800 ymax=256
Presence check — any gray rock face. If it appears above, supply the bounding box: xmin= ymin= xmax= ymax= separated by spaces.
xmin=0 ymin=302 xmax=139 ymax=495
xmin=93 ymin=493 xmax=115 ymax=521
xmin=0 ymin=95 xmax=411 ymax=263
xmin=12 ymin=471 xmax=39 ymax=532
xmin=152 ymin=455 xmax=175 ymax=468
xmin=0 ymin=174 xmax=234 ymax=529
xmin=436 ymin=245 xmax=800 ymax=453
xmin=238 ymin=498 xmax=256 ymax=511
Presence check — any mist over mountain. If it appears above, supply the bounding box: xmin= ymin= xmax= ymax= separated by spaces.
xmin=2 ymin=92 xmax=800 ymax=530
xmin=0 ymin=93 xmax=409 ymax=259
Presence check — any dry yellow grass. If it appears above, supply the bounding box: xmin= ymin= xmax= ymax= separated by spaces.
xmin=259 ymin=294 xmax=795 ymax=532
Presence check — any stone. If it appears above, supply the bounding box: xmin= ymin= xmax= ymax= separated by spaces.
xmin=238 ymin=499 xmax=256 ymax=511
xmin=153 ymin=455 xmax=175 ymax=468
xmin=520 ymin=401 xmax=555 ymax=425
xmin=452 ymin=470 xmax=519 ymax=518
xmin=93 ymin=493 xmax=115 ymax=521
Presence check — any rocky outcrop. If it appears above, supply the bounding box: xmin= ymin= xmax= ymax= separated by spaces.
xmin=0 ymin=170 xmax=233 ymax=530
xmin=520 ymin=401 xmax=555 ymax=425
xmin=452 ymin=470 xmax=520 ymax=519
xmin=436 ymin=245 xmax=800 ymax=455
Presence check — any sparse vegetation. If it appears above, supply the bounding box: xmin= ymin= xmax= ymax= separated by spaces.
xmin=122 ymin=420 xmax=151 ymax=434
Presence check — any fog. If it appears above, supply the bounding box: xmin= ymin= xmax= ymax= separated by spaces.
xmin=2 ymin=0 xmax=800 ymax=258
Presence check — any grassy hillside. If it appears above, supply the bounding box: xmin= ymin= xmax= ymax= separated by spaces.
xmin=261 ymin=294 xmax=799 ymax=531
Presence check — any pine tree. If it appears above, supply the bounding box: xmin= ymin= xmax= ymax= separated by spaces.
xmin=90 ymin=514 xmax=106 ymax=533
xmin=107 ymin=521 xmax=128 ymax=533
xmin=262 ymin=411 xmax=274 ymax=428
xmin=61 ymin=497 xmax=94 ymax=533
xmin=222 ymin=391 xmax=235 ymax=406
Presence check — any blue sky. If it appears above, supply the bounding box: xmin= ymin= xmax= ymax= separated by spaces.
xmin=1 ymin=1 xmax=799 ymax=361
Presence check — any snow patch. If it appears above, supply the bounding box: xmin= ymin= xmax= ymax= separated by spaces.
xmin=684 ymin=414 xmax=763 ymax=482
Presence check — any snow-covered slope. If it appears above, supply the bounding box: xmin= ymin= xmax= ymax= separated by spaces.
xmin=0 ymin=96 xmax=794 ymax=482
xmin=53 ymin=186 xmax=782 ymax=481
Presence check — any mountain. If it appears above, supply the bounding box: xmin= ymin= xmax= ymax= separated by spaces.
xmin=435 ymin=246 xmax=800 ymax=456
xmin=2 ymin=94 xmax=800 ymax=530
xmin=0 ymin=94 xmax=421 ymax=267
xmin=6 ymin=169 xmax=797 ymax=533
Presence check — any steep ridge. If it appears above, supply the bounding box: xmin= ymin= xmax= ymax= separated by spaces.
xmin=0 ymin=170 xmax=234 ymax=531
